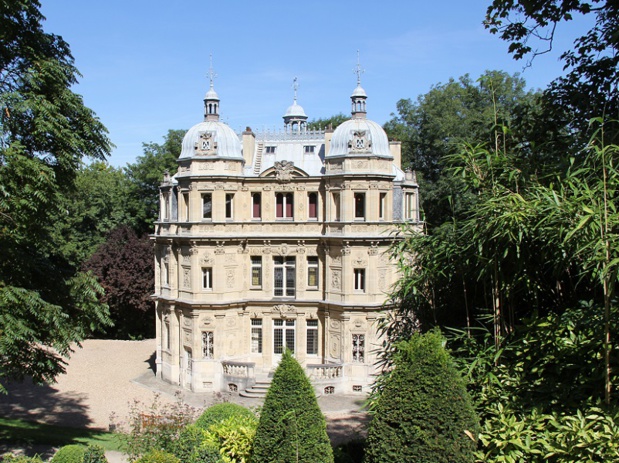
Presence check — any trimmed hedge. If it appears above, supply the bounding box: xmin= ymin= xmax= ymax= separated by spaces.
xmin=364 ymin=329 xmax=479 ymax=463
xmin=50 ymin=445 xmax=86 ymax=463
xmin=83 ymin=444 xmax=107 ymax=463
xmin=171 ymin=424 xmax=221 ymax=463
xmin=252 ymin=349 xmax=333 ymax=463
xmin=195 ymin=403 xmax=255 ymax=431
xmin=134 ymin=450 xmax=179 ymax=463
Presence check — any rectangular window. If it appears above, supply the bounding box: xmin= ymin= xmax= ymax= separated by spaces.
xmin=251 ymin=319 xmax=263 ymax=353
xmin=163 ymin=193 xmax=170 ymax=221
xmin=202 ymin=267 xmax=213 ymax=290
xmin=354 ymin=193 xmax=366 ymax=220
xmin=202 ymin=331 xmax=214 ymax=359
xmin=163 ymin=262 xmax=169 ymax=286
xmin=379 ymin=192 xmax=387 ymax=220
xmin=405 ymin=192 xmax=417 ymax=220
xmin=308 ymin=192 xmax=318 ymax=219
xmin=183 ymin=192 xmax=189 ymax=222
xmin=307 ymin=320 xmax=318 ymax=355
xmin=273 ymin=319 xmax=295 ymax=354
xmin=307 ymin=256 xmax=319 ymax=289
xmin=354 ymin=268 xmax=365 ymax=292
xmin=265 ymin=146 xmax=276 ymax=154
xmin=352 ymin=334 xmax=365 ymax=362
xmin=332 ymin=192 xmax=340 ymax=221
xmin=251 ymin=256 xmax=262 ymax=288
xmin=225 ymin=193 xmax=234 ymax=219
xmin=252 ymin=192 xmax=261 ymax=219
xmin=276 ymin=193 xmax=294 ymax=219
xmin=304 ymin=145 xmax=315 ymax=154
xmin=202 ymin=193 xmax=212 ymax=219
xmin=274 ymin=256 xmax=295 ymax=297
xmin=165 ymin=322 xmax=170 ymax=351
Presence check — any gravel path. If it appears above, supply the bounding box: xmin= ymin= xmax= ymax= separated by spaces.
xmin=0 ymin=339 xmax=368 ymax=460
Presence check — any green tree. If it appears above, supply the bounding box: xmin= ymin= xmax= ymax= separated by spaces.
xmin=384 ymin=71 xmax=542 ymax=228
xmin=252 ymin=350 xmax=333 ymax=463
xmin=307 ymin=113 xmax=348 ymax=131
xmin=125 ymin=129 xmax=184 ymax=235
xmin=364 ymin=330 xmax=479 ymax=463
xmin=485 ymin=0 xmax=619 ymax=146
xmin=0 ymin=0 xmax=112 ymax=391
xmin=50 ymin=161 xmax=136 ymax=267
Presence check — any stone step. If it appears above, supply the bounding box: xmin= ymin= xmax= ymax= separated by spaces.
xmin=239 ymin=379 xmax=272 ymax=398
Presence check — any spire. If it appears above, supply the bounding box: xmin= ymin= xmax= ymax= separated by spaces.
xmin=283 ymin=76 xmax=308 ymax=133
xmin=350 ymin=50 xmax=367 ymax=119
xmin=204 ymin=54 xmax=220 ymax=121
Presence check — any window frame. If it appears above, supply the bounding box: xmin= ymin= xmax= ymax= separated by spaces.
xmin=354 ymin=268 xmax=365 ymax=292
xmin=275 ymin=192 xmax=294 ymax=220
xmin=202 ymin=331 xmax=214 ymax=359
xmin=354 ymin=192 xmax=366 ymax=220
xmin=252 ymin=192 xmax=262 ymax=220
xmin=274 ymin=256 xmax=296 ymax=297
xmin=202 ymin=193 xmax=212 ymax=220
xmin=306 ymin=319 xmax=318 ymax=355
xmin=202 ymin=267 xmax=213 ymax=291
xmin=379 ymin=192 xmax=387 ymax=220
xmin=225 ymin=193 xmax=234 ymax=220
xmin=251 ymin=319 xmax=263 ymax=354
xmin=250 ymin=256 xmax=262 ymax=289
xmin=307 ymin=256 xmax=319 ymax=290
xmin=308 ymin=192 xmax=318 ymax=220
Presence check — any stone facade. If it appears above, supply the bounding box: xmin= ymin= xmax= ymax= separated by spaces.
xmin=153 ymin=74 xmax=421 ymax=395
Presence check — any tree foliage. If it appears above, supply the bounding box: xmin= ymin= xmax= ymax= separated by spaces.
xmin=365 ymin=330 xmax=479 ymax=463
xmin=252 ymin=349 xmax=333 ymax=463
xmin=485 ymin=0 xmax=619 ymax=145
xmin=50 ymin=162 xmax=137 ymax=267
xmin=83 ymin=226 xmax=154 ymax=339
xmin=0 ymin=0 xmax=112 ymax=391
xmin=125 ymin=129 xmax=184 ymax=235
xmin=307 ymin=113 xmax=348 ymax=131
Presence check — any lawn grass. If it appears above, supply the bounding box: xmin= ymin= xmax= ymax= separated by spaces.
xmin=0 ymin=417 xmax=123 ymax=451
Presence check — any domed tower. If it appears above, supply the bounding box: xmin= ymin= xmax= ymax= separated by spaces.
xmin=283 ymin=77 xmax=308 ymax=133
xmin=176 ymin=59 xmax=244 ymax=174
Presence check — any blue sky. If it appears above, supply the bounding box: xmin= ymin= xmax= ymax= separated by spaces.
xmin=41 ymin=1 xmax=590 ymax=167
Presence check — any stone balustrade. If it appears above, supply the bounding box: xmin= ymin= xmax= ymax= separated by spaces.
xmin=307 ymin=363 xmax=343 ymax=381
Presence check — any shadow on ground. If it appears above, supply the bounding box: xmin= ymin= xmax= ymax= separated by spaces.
xmin=0 ymin=378 xmax=93 ymax=429
xmin=326 ymin=411 xmax=369 ymax=447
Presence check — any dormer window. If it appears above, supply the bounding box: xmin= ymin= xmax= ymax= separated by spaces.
xmin=304 ymin=145 xmax=315 ymax=154
xmin=265 ymin=146 xmax=276 ymax=154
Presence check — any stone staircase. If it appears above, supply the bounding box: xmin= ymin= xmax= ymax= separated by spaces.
xmin=239 ymin=378 xmax=272 ymax=398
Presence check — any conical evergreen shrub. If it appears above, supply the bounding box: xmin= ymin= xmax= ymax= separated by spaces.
xmin=364 ymin=329 xmax=479 ymax=463
xmin=252 ymin=349 xmax=334 ymax=463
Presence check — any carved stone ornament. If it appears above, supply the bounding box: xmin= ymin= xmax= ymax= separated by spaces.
xmin=348 ymin=130 xmax=372 ymax=153
xmin=194 ymin=131 xmax=217 ymax=155
xmin=274 ymin=160 xmax=295 ymax=182
xmin=200 ymin=253 xmax=213 ymax=265
xmin=202 ymin=316 xmax=213 ymax=326
xmin=273 ymin=304 xmax=296 ymax=318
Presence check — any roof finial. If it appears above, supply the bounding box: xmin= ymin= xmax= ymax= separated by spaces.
xmin=207 ymin=54 xmax=217 ymax=89
xmin=292 ymin=76 xmax=299 ymax=103
xmin=353 ymin=50 xmax=365 ymax=86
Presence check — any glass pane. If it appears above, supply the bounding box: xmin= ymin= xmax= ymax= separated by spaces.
xmin=274 ymin=267 xmax=283 ymax=296
xmin=286 ymin=266 xmax=295 ymax=297
xmin=203 ymin=194 xmax=212 ymax=218
xmin=274 ymin=328 xmax=283 ymax=354
xmin=285 ymin=327 xmax=295 ymax=353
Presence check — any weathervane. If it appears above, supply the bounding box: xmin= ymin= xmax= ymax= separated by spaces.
xmin=353 ymin=50 xmax=365 ymax=86
xmin=292 ymin=76 xmax=299 ymax=103
xmin=207 ymin=54 xmax=217 ymax=89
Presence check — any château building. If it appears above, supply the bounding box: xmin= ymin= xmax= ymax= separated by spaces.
xmin=153 ymin=67 xmax=421 ymax=396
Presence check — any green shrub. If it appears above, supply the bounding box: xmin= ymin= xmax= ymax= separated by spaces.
xmin=195 ymin=403 xmax=255 ymax=431
xmin=252 ymin=349 xmax=333 ymax=463
xmin=364 ymin=329 xmax=479 ymax=463
xmin=1 ymin=456 xmax=44 ymax=463
xmin=83 ymin=445 xmax=107 ymax=463
xmin=134 ymin=450 xmax=179 ymax=463
xmin=170 ymin=424 xmax=222 ymax=463
xmin=50 ymin=445 xmax=86 ymax=463
xmin=204 ymin=414 xmax=258 ymax=463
